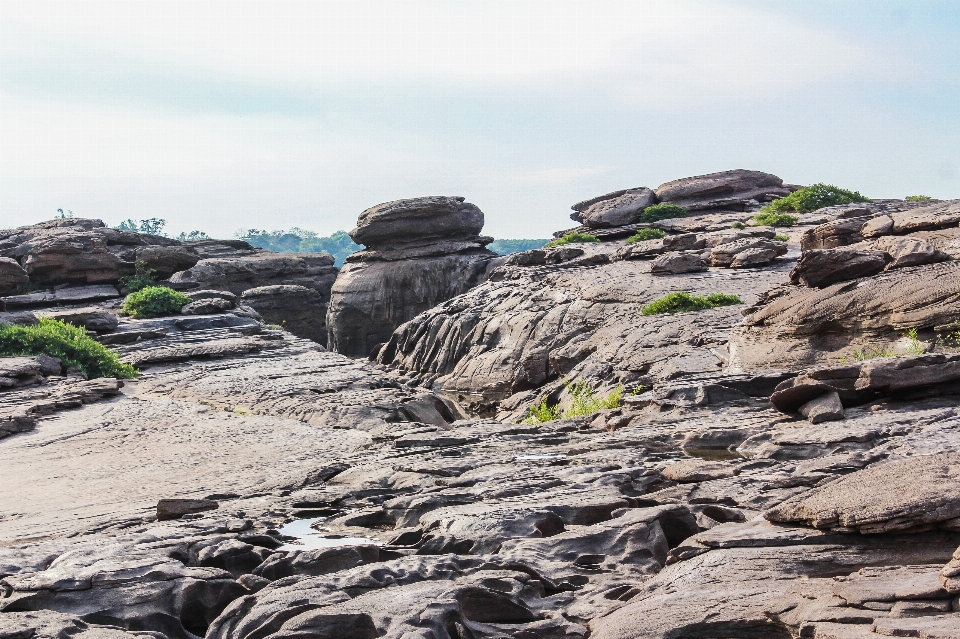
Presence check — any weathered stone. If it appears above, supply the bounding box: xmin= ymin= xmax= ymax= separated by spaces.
xmin=38 ymin=307 xmax=119 ymax=332
xmin=730 ymin=247 xmax=779 ymax=268
xmin=170 ymin=252 xmax=338 ymax=297
xmin=0 ymin=257 xmax=29 ymax=294
xmin=156 ymin=498 xmax=219 ymax=521
xmin=655 ymin=169 xmax=790 ymax=211
xmin=181 ymin=298 xmax=235 ymax=315
xmin=651 ymin=251 xmax=708 ymax=274
xmin=790 ymin=248 xmax=888 ymax=287
xmin=711 ymin=238 xmax=786 ymax=267
xmin=241 ymin=284 xmax=327 ymax=345
xmin=574 ymin=188 xmax=658 ymax=228
xmin=661 ymin=459 xmax=740 ymax=483
xmin=798 ymin=391 xmax=845 ymax=423
xmin=764 ymin=452 xmax=960 ymax=533
xmin=133 ymin=245 xmax=200 ymax=279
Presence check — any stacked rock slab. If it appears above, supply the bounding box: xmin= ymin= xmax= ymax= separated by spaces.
xmin=326 ymin=196 xmax=498 ymax=357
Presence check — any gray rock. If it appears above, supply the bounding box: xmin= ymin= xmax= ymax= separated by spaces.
xmin=789 ymin=248 xmax=888 ymax=287
xmin=170 ymin=253 xmax=337 ymax=298
xmin=241 ymin=284 xmax=327 ymax=345
xmin=661 ymin=459 xmax=740 ymax=483
xmin=650 ymin=251 xmax=708 ymax=274
xmin=133 ymin=245 xmax=200 ymax=279
xmin=0 ymin=257 xmax=29 ymax=295
xmin=764 ymin=452 xmax=960 ymax=533
xmin=39 ymin=307 xmax=119 ymax=332
xmin=185 ymin=289 xmax=238 ymax=304
xmin=655 ymin=169 xmax=791 ymax=211
xmin=711 ymin=238 xmax=786 ymax=267
xmin=730 ymin=247 xmax=779 ymax=268
xmin=575 ymin=188 xmax=658 ymax=228
xmin=798 ymin=391 xmax=845 ymax=423
xmin=180 ymin=298 xmax=235 ymax=315
xmin=156 ymin=498 xmax=219 ymax=521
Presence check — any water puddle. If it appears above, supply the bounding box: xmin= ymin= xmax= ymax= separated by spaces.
xmin=277 ymin=517 xmax=383 ymax=552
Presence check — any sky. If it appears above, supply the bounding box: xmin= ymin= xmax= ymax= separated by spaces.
xmin=1 ymin=1 xmax=959 ymax=240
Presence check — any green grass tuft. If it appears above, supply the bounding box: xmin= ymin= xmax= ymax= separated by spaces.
xmin=121 ymin=286 xmax=191 ymax=319
xmin=763 ymin=183 xmax=870 ymax=214
xmin=0 ymin=318 xmax=137 ymax=379
xmin=773 ymin=234 xmax=789 ymax=242
xmin=905 ymin=195 xmax=934 ymax=201
xmin=545 ymin=232 xmax=601 ymax=248
xmin=751 ymin=212 xmax=799 ymax=227
xmin=731 ymin=222 xmax=746 ymax=229
xmin=521 ymin=380 xmax=624 ymax=424
xmin=641 ymin=292 xmax=743 ymax=316
xmin=639 ymin=203 xmax=688 ymax=223
xmin=626 ymin=228 xmax=667 ymax=243
xmin=119 ymin=260 xmax=159 ymax=293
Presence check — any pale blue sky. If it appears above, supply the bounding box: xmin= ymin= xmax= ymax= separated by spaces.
xmin=1 ymin=0 xmax=958 ymax=239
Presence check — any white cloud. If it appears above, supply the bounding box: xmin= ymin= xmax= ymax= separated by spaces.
xmin=1 ymin=0 xmax=876 ymax=105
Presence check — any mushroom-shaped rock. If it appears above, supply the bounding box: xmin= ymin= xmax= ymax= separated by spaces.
xmin=327 ymin=196 xmax=497 ymax=357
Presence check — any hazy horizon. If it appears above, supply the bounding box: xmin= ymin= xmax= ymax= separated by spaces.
xmin=2 ymin=0 xmax=959 ymax=239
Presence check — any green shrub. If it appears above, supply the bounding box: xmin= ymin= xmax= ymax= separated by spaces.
xmin=763 ymin=183 xmax=870 ymax=214
xmin=641 ymin=292 xmax=743 ymax=316
xmin=626 ymin=228 xmax=667 ymax=243
xmin=521 ymin=380 xmax=624 ymax=424
xmin=545 ymin=232 xmax=601 ymax=248
xmin=121 ymin=286 xmax=191 ymax=319
xmin=640 ymin=203 xmax=688 ymax=223
xmin=119 ymin=261 xmax=159 ymax=293
xmin=0 ymin=318 xmax=137 ymax=379
xmin=751 ymin=212 xmax=799 ymax=227
xmin=773 ymin=234 xmax=789 ymax=242
xmin=731 ymin=222 xmax=746 ymax=229
xmin=905 ymin=195 xmax=934 ymax=201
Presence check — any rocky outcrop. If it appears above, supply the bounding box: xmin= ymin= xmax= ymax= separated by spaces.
xmin=654 ymin=169 xmax=793 ymax=211
xmin=0 ymin=258 xmax=28 ymax=294
xmin=169 ymin=252 xmax=337 ymax=297
xmin=241 ymin=285 xmax=328 ymax=345
xmin=571 ymin=187 xmax=658 ymax=228
xmin=327 ymin=196 xmax=498 ymax=357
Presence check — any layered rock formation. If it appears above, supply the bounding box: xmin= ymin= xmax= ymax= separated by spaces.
xmin=326 ymin=196 xmax=498 ymax=357
xmin=4 ymin=174 xmax=960 ymax=639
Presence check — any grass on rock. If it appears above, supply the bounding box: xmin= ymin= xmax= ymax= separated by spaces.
xmin=640 ymin=203 xmax=688 ymax=223
xmin=905 ymin=195 xmax=934 ymax=201
xmin=642 ymin=291 xmax=743 ymax=316
xmin=522 ymin=380 xmax=624 ymax=424
xmin=121 ymin=286 xmax=191 ymax=319
xmin=545 ymin=232 xmax=601 ymax=248
xmin=763 ymin=183 xmax=870 ymax=214
xmin=773 ymin=234 xmax=789 ymax=242
xmin=626 ymin=228 xmax=667 ymax=243
xmin=0 ymin=318 xmax=137 ymax=379
xmin=751 ymin=212 xmax=799 ymax=227
xmin=119 ymin=261 xmax=159 ymax=293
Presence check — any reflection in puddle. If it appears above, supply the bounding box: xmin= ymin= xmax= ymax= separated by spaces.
xmin=278 ymin=517 xmax=383 ymax=552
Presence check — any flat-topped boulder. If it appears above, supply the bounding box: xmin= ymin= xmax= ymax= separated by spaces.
xmin=654 ymin=169 xmax=792 ymax=211
xmin=327 ymin=196 xmax=497 ymax=357
xmin=571 ymin=187 xmax=658 ymax=228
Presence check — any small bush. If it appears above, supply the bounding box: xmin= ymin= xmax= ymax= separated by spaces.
xmin=521 ymin=380 xmax=624 ymax=424
xmin=121 ymin=286 xmax=191 ymax=319
xmin=545 ymin=232 xmax=601 ymax=248
xmin=640 ymin=203 xmax=688 ymax=223
xmin=641 ymin=292 xmax=743 ymax=316
xmin=119 ymin=261 xmax=159 ymax=293
xmin=763 ymin=183 xmax=870 ymax=214
xmin=773 ymin=234 xmax=789 ymax=242
xmin=751 ymin=212 xmax=799 ymax=227
xmin=0 ymin=318 xmax=137 ymax=379
xmin=731 ymin=222 xmax=746 ymax=229
xmin=626 ymin=228 xmax=667 ymax=243
xmin=905 ymin=195 xmax=934 ymax=201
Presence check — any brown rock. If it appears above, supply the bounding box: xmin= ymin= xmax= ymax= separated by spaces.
xmin=789 ymin=248 xmax=887 ymax=287
xmin=798 ymin=391 xmax=844 ymax=423
xmin=156 ymin=498 xmax=218 ymax=521
xmin=661 ymin=459 xmax=740 ymax=483
xmin=574 ymin=188 xmax=658 ymax=228
xmin=655 ymin=169 xmax=790 ymax=211
xmin=241 ymin=284 xmax=328 ymax=345
xmin=651 ymin=252 xmax=708 ymax=274
xmin=0 ymin=257 xmax=29 ymax=294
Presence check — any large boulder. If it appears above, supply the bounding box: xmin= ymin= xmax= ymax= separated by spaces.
xmin=170 ymin=253 xmax=337 ymax=297
xmin=654 ymin=169 xmax=792 ymax=211
xmin=571 ymin=187 xmax=658 ymax=228
xmin=0 ymin=257 xmax=28 ymax=294
xmin=241 ymin=284 xmax=328 ymax=345
xmin=327 ymin=196 xmax=497 ymax=357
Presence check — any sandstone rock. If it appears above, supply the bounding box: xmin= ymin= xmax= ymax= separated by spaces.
xmin=798 ymin=391 xmax=845 ymax=423
xmin=253 ymin=545 xmax=379 ymax=580
xmin=764 ymin=452 xmax=960 ymax=532
xmin=871 ymin=235 xmax=948 ymax=270
xmin=861 ymin=200 xmax=960 ymax=236
xmin=38 ymin=307 xmax=119 ymax=332
xmin=185 ymin=289 xmax=238 ymax=304
xmin=156 ymin=498 xmax=219 ymax=521
xmin=801 ymin=216 xmax=872 ymax=251
xmin=170 ymin=252 xmax=338 ymax=297
xmin=655 ymin=169 xmax=791 ymax=211
xmin=651 ymin=251 xmax=708 ymax=274
xmin=574 ymin=188 xmax=658 ymax=228
xmin=711 ymin=238 xmax=786 ymax=267
xmin=730 ymin=247 xmax=779 ymax=268
xmin=0 ymin=257 xmax=29 ymax=294
xmin=132 ymin=245 xmax=200 ymax=279
xmin=181 ymin=298 xmax=234 ymax=315
xmin=941 ymin=546 xmax=960 ymax=594
xmin=613 ymin=239 xmax=665 ymax=260
xmin=328 ymin=196 xmax=497 ymax=357
xmin=789 ymin=248 xmax=888 ymax=287
xmin=661 ymin=459 xmax=740 ymax=483
xmin=241 ymin=284 xmax=327 ymax=345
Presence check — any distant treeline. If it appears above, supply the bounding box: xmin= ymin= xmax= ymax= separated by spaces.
xmin=110 ymin=219 xmax=547 ymax=267
xmin=237 ymin=229 xmax=549 ymax=266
